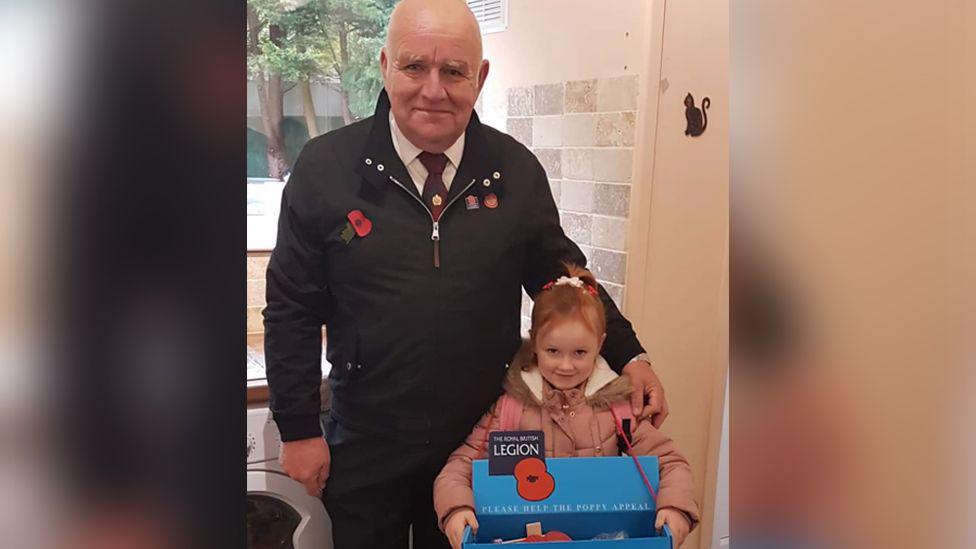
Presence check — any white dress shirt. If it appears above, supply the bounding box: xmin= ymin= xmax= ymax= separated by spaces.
xmin=389 ymin=111 xmax=465 ymax=194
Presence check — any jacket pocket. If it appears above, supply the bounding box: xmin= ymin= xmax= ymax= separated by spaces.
xmin=356 ymin=318 xmax=396 ymax=373
xmin=327 ymin=325 xmax=360 ymax=386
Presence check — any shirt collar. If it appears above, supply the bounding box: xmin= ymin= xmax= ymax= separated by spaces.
xmin=389 ymin=111 xmax=465 ymax=170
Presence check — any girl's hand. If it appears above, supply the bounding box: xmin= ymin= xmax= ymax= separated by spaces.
xmin=655 ymin=507 xmax=691 ymax=547
xmin=444 ymin=508 xmax=479 ymax=549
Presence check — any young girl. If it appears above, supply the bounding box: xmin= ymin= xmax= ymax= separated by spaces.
xmin=433 ymin=265 xmax=700 ymax=548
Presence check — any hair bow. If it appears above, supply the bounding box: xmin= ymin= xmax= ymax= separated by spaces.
xmin=541 ymin=276 xmax=599 ymax=296
xmin=554 ymin=276 xmax=583 ymax=288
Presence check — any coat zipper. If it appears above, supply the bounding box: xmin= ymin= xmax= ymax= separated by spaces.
xmin=388 ymin=176 xmax=477 ymax=268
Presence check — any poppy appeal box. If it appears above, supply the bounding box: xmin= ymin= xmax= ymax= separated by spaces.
xmin=461 ymin=456 xmax=673 ymax=547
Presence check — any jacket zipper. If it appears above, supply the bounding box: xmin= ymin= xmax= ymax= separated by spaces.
xmin=388 ymin=176 xmax=477 ymax=268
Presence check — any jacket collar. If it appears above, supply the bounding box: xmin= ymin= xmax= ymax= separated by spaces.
xmin=519 ymin=355 xmax=619 ymax=402
xmin=503 ymin=340 xmax=633 ymax=408
xmin=355 ymin=89 xmax=505 ymax=203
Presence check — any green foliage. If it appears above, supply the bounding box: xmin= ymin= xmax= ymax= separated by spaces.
xmin=247 ymin=0 xmax=395 ymax=118
xmin=343 ymin=33 xmax=386 ymax=118
xmin=320 ymin=0 xmax=397 ymax=118
xmin=248 ymin=0 xmax=331 ymax=81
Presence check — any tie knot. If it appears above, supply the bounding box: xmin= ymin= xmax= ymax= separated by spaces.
xmin=418 ymin=152 xmax=449 ymax=175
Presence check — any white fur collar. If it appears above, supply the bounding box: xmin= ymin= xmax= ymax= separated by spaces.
xmin=520 ymin=355 xmax=619 ymax=402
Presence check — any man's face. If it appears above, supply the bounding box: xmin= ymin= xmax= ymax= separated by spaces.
xmin=381 ymin=28 xmax=488 ymax=153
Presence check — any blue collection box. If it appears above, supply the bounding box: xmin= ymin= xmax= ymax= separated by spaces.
xmin=461 ymin=456 xmax=673 ymax=548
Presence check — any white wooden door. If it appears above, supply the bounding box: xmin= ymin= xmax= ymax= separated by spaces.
xmin=627 ymin=1 xmax=729 ymax=548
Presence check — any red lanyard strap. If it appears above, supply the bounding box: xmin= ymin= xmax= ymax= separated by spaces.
xmin=608 ymin=406 xmax=658 ymax=504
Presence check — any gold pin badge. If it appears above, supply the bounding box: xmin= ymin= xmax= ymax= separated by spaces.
xmin=432 ymin=194 xmax=443 ymax=206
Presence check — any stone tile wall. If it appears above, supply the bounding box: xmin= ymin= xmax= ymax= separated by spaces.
xmin=506 ymin=75 xmax=639 ymax=334
xmin=247 ymin=251 xmax=327 ymax=350
xmin=246 ymin=252 xmax=270 ymax=335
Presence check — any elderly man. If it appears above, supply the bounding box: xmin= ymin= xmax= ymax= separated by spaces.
xmin=264 ymin=0 xmax=668 ymax=547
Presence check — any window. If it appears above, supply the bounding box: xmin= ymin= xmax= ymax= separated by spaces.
xmin=467 ymin=0 xmax=508 ymax=34
xmin=245 ymin=0 xmax=396 ymax=251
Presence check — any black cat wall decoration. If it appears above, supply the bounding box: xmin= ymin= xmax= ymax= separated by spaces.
xmin=684 ymin=93 xmax=710 ymax=137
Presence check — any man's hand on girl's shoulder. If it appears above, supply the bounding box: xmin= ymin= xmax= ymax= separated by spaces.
xmin=622 ymin=359 xmax=670 ymax=428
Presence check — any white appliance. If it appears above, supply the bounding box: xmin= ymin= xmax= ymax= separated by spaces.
xmin=247 ymin=406 xmax=333 ymax=549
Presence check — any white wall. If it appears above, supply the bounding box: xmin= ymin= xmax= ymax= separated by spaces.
xmin=479 ymin=0 xmax=648 ymax=129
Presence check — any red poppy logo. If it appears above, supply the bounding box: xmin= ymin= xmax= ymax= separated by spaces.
xmin=514 ymin=458 xmax=555 ymax=501
xmin=346 ymin=210 xmax=372 ymax=237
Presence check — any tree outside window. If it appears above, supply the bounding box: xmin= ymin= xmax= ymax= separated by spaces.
xmin=246 ymin=0 xmax=396 ymax=180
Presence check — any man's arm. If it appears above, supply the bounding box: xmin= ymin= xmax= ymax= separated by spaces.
xmin=263 ymin=151 xmax=333 ymax=442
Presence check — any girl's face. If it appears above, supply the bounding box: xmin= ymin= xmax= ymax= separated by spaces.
xmin=533 ymin=316 xmax=606 ymax=390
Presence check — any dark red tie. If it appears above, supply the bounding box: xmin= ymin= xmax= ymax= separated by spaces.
xmin=418 ymin=152 xmax=449 ymax=221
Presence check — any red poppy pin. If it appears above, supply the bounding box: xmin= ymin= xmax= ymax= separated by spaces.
xmin=340 ymin=210 xmax=372 ymax=244
xmin=346 ymin=210 xmax=372 ymax=237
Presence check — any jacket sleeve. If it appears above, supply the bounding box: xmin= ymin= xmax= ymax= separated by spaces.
xmin=263 ymin=144 xmax=335 ymax=442
xmin=521 ymin=154 xmax=645 ymax=372
xmin=629 ymin=418 xmax=701 ymax=529
xmin=432 ymin=399 xmax=503 ymax=531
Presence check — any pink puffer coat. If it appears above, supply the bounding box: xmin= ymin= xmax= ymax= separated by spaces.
xmin=433 ymin=343 xmax=700 ymax=531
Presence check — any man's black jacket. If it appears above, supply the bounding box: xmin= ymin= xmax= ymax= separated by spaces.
xmin=264 ymin=91 xmax=645 ymax=444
